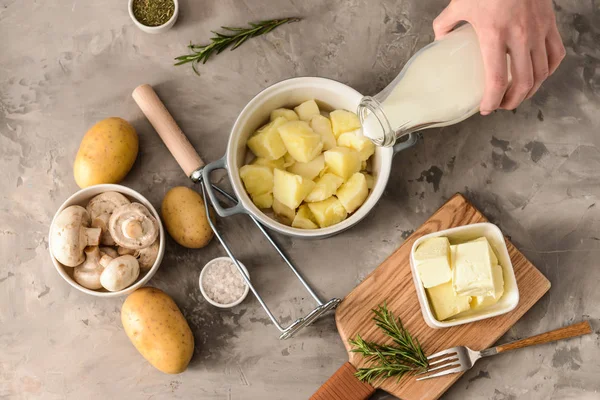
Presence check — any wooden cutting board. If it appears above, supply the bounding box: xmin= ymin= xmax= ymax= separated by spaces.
xmin=311 ymin=193 xmax=551 ymax=400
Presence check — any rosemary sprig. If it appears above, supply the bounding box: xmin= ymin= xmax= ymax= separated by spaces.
xmin=175 ymin=18 xmax=301 ymax=74
xmin=349 ymin=303 xmax=428 ymax=384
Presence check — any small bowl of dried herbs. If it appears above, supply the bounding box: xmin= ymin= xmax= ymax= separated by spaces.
xmin=129 ymin=0 xmax=178 ymax=34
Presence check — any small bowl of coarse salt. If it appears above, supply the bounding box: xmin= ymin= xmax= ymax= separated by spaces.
xmin=199 ymin=257 xmax=250 ymax=308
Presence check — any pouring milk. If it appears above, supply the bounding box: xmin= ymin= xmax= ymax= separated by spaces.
xmin=359 ymin=24 xmax=501 ymax=147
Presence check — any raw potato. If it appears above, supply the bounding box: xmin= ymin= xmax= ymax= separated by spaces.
xmin=287 ymin=154 xmax=325 ymax=180
xmin=252 ymin=156 xmax=285 ymax=170
xmin=337 ymin=131 xmax=375 ymax=161
xmin=307 ymin=197 xmax=348 ymax=228
xmin=74 ymin=117 xmax=139 ymax=188
xmin=121 ymin=287 xmax=194 ymax=374
xmin=330 ymin=109 xmax=362 ymax=138
xmin=273 ymin=169 xmax=315 ymax=210
xmin=305 ymin=173 xmax=344 ymax=203
xmin=246 ymin=117 xmax=288 ymax=160
xmin=239 ymin=165 xmax=274 ymax=196
xmin=294 ymin=100 xmax=320 ymax=121
xmin=278 ymin=121 xmax=323 ymax=163
xmin=161 ymin=187 xmax=213 ymax=249
xmin=272 ymin=198 xmax=296 ymax=225
xmin=310 ymin=115 xmax=337 ymax=151
xmin=252 ymin=192 xmax=273 ymax=209
xmin=336 ymin=173 xmax=369 ymax=213
xmin=292 ymin=205 xmax=318 ymax=229
xmin=270 ymin=108 xmax=299 ymax=121
xmin=242 ymin=101 xmax=375 ymax=230
xmin=283 ymin=153 xmax=296 ymax=168
xmin=362 ymin=173 xmax=375 ymax=189
xmin=323 ymin=147 xmax=362 ymax=180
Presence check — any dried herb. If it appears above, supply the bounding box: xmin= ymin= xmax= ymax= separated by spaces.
xmin=175 ymin=18 xmax=301 ymax=74
xmin=349 ymin=303 xmax=429 ymax=384
xmin=132 ymin=0 xmax=175 ymax=27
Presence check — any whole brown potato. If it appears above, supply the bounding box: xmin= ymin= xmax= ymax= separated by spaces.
xmin=161 ymin=186 xmax=214 ymax=248
xmin=73 ymin=117 xmax=138 ymax=188
xmin=121 ymin=287 xmax=194 ymax=374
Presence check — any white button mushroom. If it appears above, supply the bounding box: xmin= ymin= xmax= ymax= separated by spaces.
xmin=117 ymin=246 xmax=139 ymax=257
xmin=99 ymin=254 xmax=140 ymax=292
xmin=50 ymin=206 xmax=102 ymax=267
xmin=109 ymin=203 xmax=159 ymax=250
xmin=73 ymin=246 xmax=104 ymax=290
xmin=99 ymin=246 xmax=119 ymax=258
xmin=86 ymin=192 xmax=131 ymax=246
xmin=137 ymin=240 xmax=159 ymax=271
xmin=116 ymin=240 xmax=158 ymax=271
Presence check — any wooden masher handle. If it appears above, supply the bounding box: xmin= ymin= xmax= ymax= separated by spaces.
xmin=132 ymin=84 xmax=204 ymax=177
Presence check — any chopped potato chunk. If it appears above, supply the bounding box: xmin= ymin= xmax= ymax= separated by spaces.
xmin=362 ymin=173 xmax=375 ymax=189
xmin=287 ymin=154 xmax=325 ymax=180
xmin=307 ymin=197 xmax=348 ymax=228
xmin=247 ymin=117 xmax=288 ymax=160
xmin=310 ymin=115 xmax=337 ymax=150
xmin=337 ymin=131 xmax=375 ymax=161
xmin=239 ymin=165 xmax=273 ymax=196
xmin=270 ymin=108 xmax=299 ymax=121
xmin=278 ymin=121 xmax=323 ymax=163
xmin=273 ymin=169 xmax=316 ymax=210
xmin=294 ymin=100 xmax=320 ymax=122
xmin=283 ymin=153 xmax=296 ymax=168
xmin=330 ymin=109 xmax=362 ymax=137
xmin=252 ymin=192 xmax=273 ymax=209
xmin=323 ymin=147 xmax=361 ymax=180
xmin=305 ymin=173 xmax=344 ymax=203
xmin=272 ymin=198 xmax=295 ymax=225
xmin=252 ymin=157 xmax=285 ymax=170
xmin=336 ymin=173 xmax=368 ymax=213
xmin=292 ymin=204 xmax=318 ymax=229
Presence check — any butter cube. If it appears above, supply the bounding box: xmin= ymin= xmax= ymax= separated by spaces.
xmin=452 ymin=240 xmax=498 ymax=297
xmin=471 ymin=237 xmax=499 ymax=265
xmin=450 ymin=244 xmax=457 ymax=267
xmin=413 ymin=237 xmax=452 ymax=288
xmin=471 ymin=264 xmax=505 ymax=309
xmin=426 ymin=281 xmax=471 ymax=321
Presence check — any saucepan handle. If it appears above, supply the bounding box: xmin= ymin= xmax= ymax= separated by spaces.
xmin=202 ymin=157 xmax=247 ymax=217
xmin=392 ymin=132 xmax=420 ymax=157
xmin=310 ymin=362 xmax=375 ymax=400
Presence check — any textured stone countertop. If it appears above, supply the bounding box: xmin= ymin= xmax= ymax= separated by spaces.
xmin=1 ymin=0 xmax=599 ymax=399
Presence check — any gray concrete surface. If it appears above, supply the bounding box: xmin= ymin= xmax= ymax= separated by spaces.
xmin=1 ymin=0 xmax=599 ymax=399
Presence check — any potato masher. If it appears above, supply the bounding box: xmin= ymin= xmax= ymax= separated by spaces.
xmin=132 ymin=84 xmax=340 ymax=339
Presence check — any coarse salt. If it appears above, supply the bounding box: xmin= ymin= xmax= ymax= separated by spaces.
xmin=202 ymin=258 xmax=247 ymax=305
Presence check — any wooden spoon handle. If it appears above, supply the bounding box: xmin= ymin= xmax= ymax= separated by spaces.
xmin=495 ymin=321 xmax=592 ymax=354
xmin=132 ymin=84 xmax=204 ymax=178
xmin=310 ymin=362 xmax=375 ymax=400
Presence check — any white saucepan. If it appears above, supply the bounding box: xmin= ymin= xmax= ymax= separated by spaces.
xmin=132 ymin=78 xmax=418 ymax=239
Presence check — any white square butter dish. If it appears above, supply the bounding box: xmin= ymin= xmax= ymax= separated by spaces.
xmin=410 ymin=222 xmax=519 ymax=329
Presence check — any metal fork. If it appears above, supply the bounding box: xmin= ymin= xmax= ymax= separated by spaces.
xmin=417 ymin=321 xmax=592 ymax=380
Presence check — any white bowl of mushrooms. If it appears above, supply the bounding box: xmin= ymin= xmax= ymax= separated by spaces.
xmin=48 ymin=184 xmax=165 ymax=297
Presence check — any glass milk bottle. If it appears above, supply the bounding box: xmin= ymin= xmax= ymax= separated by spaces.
xmin=359 ymin=24 xmax=487 ymax=147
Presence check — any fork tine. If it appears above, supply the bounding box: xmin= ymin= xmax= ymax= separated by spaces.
xmin=427 ymin=354 xmax=459 ymax=367
xmin=427 ymin=348 xmax=458 ymax=360
xmin=416 ymin=365 xmax=464 ymax=381
xmin=414 ymin=361 xmax=461 ymax=376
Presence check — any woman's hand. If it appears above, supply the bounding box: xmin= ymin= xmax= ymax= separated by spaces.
xmin=433 ymin=0 xmax=566 ymax=115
